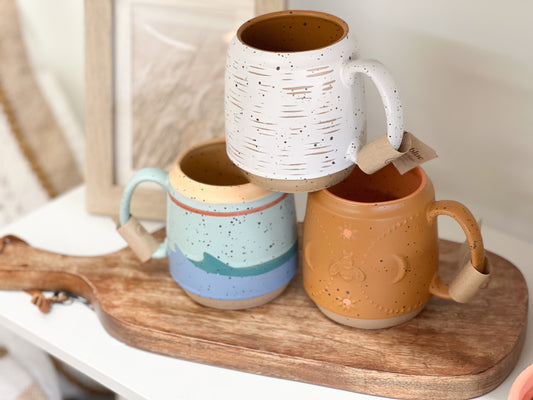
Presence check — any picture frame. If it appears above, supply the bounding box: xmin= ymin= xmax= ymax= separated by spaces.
xmin=85 ymin=0 xmax=287 ymax=220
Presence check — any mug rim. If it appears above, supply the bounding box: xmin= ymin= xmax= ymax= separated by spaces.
xmin=169 ymin=137 xmax=273 ymax=204
xmin=236 ymin=9 xmax=349 ymax=53
xmin=321 ymin=165 xmax=427 ymax=206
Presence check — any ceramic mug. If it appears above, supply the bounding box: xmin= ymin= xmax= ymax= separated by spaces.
xmin=225 ymin=10 xmax=404 ymax=193
xmin=302 ymin=164 xmax=489 ymax=328
xmin=119 ymin=138 xmax=298 ymax=310
xmin=509 ymin=364 xmax=533 ymax=400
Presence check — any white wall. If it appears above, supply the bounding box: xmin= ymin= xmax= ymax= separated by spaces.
xmin=16 ymin=0 xmax=84 ymax=123
xmin=15 ymin=0 xmax=533 ymax=241
xmin=291 ymin=0 xmax=533 ymax=241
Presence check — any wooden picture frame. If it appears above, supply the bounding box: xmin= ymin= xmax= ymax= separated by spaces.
xmin=85 ymin=0 xmax=287 ymax=220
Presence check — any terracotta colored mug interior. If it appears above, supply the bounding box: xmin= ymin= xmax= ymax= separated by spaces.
xmin=327 ymin=164 xmax=424 ymax=203
xmin=180 ymin=141 xmax=249 ymax=186
xmin=238 ymin=11 xmax=348 ymax=52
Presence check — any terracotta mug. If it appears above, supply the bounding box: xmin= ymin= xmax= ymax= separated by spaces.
xmin=118 ymin=138 xmax=298 ymax=310
xmin=509 ymin=364 xmax=533 ymax=400
xmin=225 ymin=10 xmax=404 ymax=193
xmin=302 ymin=164 xmax=489 ymax=328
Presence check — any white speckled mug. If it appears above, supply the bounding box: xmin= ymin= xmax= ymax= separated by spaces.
xmin=225 ymin=10 xmax=404 ymax=192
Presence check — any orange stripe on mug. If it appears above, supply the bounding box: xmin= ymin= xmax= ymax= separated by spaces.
xmin=169 ymin=193 xmax=288 ymax=217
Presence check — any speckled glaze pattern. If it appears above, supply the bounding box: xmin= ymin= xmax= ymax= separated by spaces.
xmin=225 ymin=10 xmax=403 ymax=192
xmin=165 ymin=185 xmax=298 ymax=302
xmin=120 ymin=138 xmax=298 ymax=309
xmin=302 ymin=164 xmax=484 ymax=328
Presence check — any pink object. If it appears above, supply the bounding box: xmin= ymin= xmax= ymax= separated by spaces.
xmin=509 ymin=364 xmax=533 ymax=400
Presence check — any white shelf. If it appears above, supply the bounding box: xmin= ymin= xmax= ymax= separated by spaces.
xmin=0 ymin=186 xmax=530 ymax=400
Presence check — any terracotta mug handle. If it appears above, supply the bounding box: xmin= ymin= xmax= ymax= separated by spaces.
xmin=426 ymin=200 xmax=490 ymax=303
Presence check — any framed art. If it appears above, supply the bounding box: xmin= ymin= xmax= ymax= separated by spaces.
xmin=85 ymin=0 xmax=287 ymax=220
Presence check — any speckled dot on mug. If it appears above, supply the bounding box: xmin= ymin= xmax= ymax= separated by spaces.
xmin=225 ymin=10 xmax=404 ymax=192
xmin=303 ymin=164 xmax=487 ymax=328
xmin=119 ymin=138 xmax=298 ymax=310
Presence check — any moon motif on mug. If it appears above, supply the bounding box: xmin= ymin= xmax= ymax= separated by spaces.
xmin=358 ymin=214 xmax=434 ymax=316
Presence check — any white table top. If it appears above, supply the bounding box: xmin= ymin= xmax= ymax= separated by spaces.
xmin=0 ymin=186 xmax=531 ymax=400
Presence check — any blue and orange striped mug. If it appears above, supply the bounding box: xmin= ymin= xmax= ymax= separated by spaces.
xmin=118 ymin=138 xmax=298 ymax=309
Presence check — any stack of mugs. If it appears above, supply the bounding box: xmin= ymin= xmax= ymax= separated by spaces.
xmin=119 ymin=11 xmax=489 ymax=329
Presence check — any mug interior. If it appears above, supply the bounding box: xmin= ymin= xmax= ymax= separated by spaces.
xmin=238 ymin=11 xmax=348 ymax=52
xmin=327 ymin=164 xmax=424 ymax=203
xmin=180 ymin=141 xmax=249 ymax=186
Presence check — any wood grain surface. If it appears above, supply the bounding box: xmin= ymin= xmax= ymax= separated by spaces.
xmin=0 ymin=230 xmax=527 ymax=400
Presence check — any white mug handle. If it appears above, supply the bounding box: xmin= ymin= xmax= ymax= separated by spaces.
xmin=343 ymin=59 xmax=404 ymax=155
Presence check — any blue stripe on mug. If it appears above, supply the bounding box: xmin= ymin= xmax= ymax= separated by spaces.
xmin=168 ymin=244 xmax=297 ymax=300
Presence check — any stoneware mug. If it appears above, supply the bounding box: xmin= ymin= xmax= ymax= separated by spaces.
xmin=509 ymin=364 xmax=533 ymax=400
xmin=302 ymin=164 xmax=490 ymax=329
xmin=225 ymin=10 xmax=404 ymax=193
xmin=118 ymin=138 xmax=298 ymax=310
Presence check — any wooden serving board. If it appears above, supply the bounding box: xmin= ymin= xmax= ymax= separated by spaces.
xmin=0 ymin=230 xmax=527 ymax=400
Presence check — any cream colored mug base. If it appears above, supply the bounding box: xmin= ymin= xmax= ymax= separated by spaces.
xmin=317 ymin=305 xmax=425 ymax=329
xmin=241 ymin=166 xmax=355 ymax=193
xmin=184 ymin=284 xmax=289 ymax=310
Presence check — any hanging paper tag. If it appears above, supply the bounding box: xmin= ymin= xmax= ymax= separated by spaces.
xmin=357 ymin=131 xmax=438 ymax=175
xmin=449 ymin=256 xmax=491 ymax=303
xmin=448 ymin=218 xmax=490 ymax=302
xmin=117 ymin=216 xmax=160 ymax=262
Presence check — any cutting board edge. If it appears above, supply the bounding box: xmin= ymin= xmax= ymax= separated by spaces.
xmin=0 ymin=235 xmax=528 ymax=399
xmin=95 ymin=298 xmax=527 ymax=400
xmin=0 ymin=269 xmax=96 ymax=301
